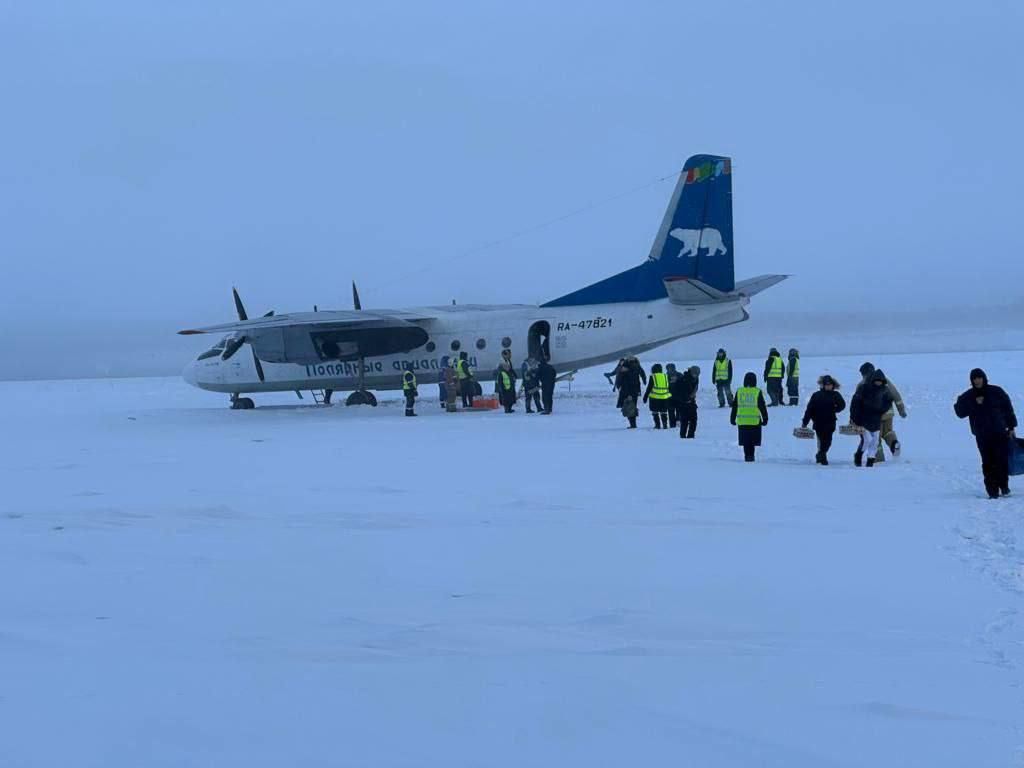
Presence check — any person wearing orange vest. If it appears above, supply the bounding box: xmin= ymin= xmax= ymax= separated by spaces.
xmin=643 ymin=363 xmax=672 ymax=429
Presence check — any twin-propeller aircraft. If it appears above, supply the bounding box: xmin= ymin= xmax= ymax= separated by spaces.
xmin=180 ymin=154 xmax=785 ymax=408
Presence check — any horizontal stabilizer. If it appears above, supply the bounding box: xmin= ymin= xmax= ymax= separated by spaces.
xmin=733 ymin=274 xmax=788 ymax=297
xmin=663 ymin=277 xmax=730 ymax=305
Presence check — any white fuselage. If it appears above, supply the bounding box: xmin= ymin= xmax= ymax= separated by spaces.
xmin=183 ymin=297 xmax=750 ymax=395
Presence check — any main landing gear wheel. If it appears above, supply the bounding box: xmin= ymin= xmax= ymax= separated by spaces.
xmin=230 ymin=394 xmax=255 ymax=410
xmin=345 ymin=390 xmax=378 ymax=407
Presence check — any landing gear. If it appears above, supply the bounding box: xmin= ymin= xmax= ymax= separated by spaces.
xmin=344 ymin=356 xmax=378 ymax=407
xmin=323 ymin=389 xmax=333 ymax=406
xmin=345 ymin=390 xmax=378 ymax=407
xmin=230 ymin=394 xmax=255 ymax=410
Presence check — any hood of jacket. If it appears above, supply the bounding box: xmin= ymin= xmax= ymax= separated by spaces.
xmin=743 ymin=372 xmax=757 ymax=387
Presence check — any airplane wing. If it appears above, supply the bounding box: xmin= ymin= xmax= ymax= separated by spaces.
xmin=178 ymin=309 xmax=434 ymax=335
xmin=179 ymin=309 xmax=436 ymax=365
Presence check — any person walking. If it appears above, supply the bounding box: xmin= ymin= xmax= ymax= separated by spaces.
xmin=616 ymin=356 xmax=644 ymax=428
xmin=672 ymin=365 xmax=700 ymax=438
xmin=521 ymin=357 xmax=542 ymax=413
xmin=443 ymin=359 xmax=459 ymax=412
xmin=801 ymin=375 xmax=846 ymax=465
xmin=495 ymin=353 xmax=517 ymax=414
xmin=537 ymin=357 xmax=557 ymax=415
xmin=787 ymin=348 xmax=801 ymax=406
xmin=875 ymin=373 xmax=908 ymax=462
xmin=712 ymin=349 xmax=733 ymax=407
xmin=764 ymin=348 xmax=785 ymax=407
xmin=731 ymin=372 xmax=769 ymax=462
xmin=456 ymin=351 xmax=475 ymax=408
xmin=954 ymin=368 xmax=1018 ymax=499
xmin=643 ymin=363 xmax=672 ymax=429
xmin=850 ymin=369 xmax=894 ymax=467
xmin=665 ymin=363 xmax=682 ymax=428
xmin=401 ymin=369 xmax=418 ymax=417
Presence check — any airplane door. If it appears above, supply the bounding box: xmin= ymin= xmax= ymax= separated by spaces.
xmin=528 ymin=320 xmax=551 ymax=361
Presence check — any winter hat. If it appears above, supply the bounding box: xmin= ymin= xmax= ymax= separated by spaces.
xmin=717 ymin=348 xmax=727 ymax=357
xmin=859 ymin=362 xmax=875 ymax=377
xmin=770 ymin=347 xmax=780 ymax=356
xmin=651 ymin=363 xmax=663 ymax=373
xmin=819 ymin=374 xmax=837 ymax=388
xmin=970 ymin=368 xmax=988 ymax=385
xmin=743 ymin=372 xmax=757 ymax=387
xmin=666 ymin=363 xmax=677 ymax=373
xmin=689 ymin=366 xmax=701 ymax=377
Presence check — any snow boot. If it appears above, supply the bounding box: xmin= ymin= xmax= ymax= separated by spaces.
xmin=628 ymin=417 xmax=637 ymax=429
xmin=1001 ymin=486 xmax=1011 ymax=496
xmin=854 ymin=451 xmax=863 ymax=467
xmin=866 ymin=458 xmax=876 ymax=468
xmin=815 ymin=451 xmax=825 ymax=465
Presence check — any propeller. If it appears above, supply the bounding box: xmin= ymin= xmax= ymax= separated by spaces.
xmin=352 ymin=281 xmax=362 ymax=311
xmin=222 ymin=287 xmax=268 ymax=382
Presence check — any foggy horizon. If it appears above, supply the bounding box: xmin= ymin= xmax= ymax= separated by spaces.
xmin=2 ymin=1 xmax=1022 ymax=381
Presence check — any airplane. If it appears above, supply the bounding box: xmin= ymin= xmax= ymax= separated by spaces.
xmin=180 ymin=153 xmax=786 ymax=409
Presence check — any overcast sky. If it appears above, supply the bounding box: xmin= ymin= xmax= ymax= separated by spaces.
xmin=2 ymin=1 xmax=1022 ymax=379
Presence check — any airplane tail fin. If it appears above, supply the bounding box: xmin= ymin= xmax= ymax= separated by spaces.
xmin=544 ymin=154 xmax=735 ymax=307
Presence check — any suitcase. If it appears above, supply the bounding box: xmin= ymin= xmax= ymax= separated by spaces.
xmin=793 ymin=427 xmax=815 ymax=440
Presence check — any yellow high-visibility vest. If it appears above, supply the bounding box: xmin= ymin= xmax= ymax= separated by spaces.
xmin=791 ymin=358 xmax=800 ymax=378
xmin=650 ymin=372 xmax=670 ymax=400
xmin=714 ymin=358 xmax=730 ymax=382
xmin=402 ymin=371 xmax=417 ymax=391
xmin=499 ymin=370 xmax=513 ymax=390
xmin=735 ymin=387 xmax=763 ymax=426
xmin=457 ymin=359 xmax=470 ymax=379
xmin=768 ymin=356 xmax=783 ymax=379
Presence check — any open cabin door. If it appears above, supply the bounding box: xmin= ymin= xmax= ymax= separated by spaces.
xmin=528 ymin=320 xmax=551 ymax=362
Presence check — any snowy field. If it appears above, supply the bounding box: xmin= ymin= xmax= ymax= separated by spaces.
xmin=2 ymin=350 xmax=1023 ymax=767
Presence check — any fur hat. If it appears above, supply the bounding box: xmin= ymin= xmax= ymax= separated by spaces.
xmin=818 ymin=375 xmax=840 ymax=389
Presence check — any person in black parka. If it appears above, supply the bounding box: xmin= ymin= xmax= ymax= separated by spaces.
xmin=954 ymin=368 xmax=1018 ymax=499
xmin=615 ymin=357 xmax=645 ymax=426
xmin=670 ymin=365 xmax=700 ymax=439
xmin=802 ymin=375 xmax=846 ymax=465
xmin=536 ymin=357 xmax=557 ymax=415
xmin=850 ymin=369 xmax=894 ymax=468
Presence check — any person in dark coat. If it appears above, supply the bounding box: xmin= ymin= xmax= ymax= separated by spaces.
xmin=521 ymin=357 xmax=542 ymax=413
xmin=615 ymin=357 xmax=644 ymax=424
xmin=763 ymin=348 xmax=785 ymax=407
xmin=670 ymin=365 xmax=700 ymax=438
xmin=457 ymin=351 xmax=475 ymax=408
xmin=850 ymin=369 xmax=894 ymax=467
xmin=801 ymin=375 xmax=846 ymax=465
xmin=731 ymin=371 xmax=769 ymax=462
xmin=537 ymin=358 xmax=557 ymax=415
xmin=954 ymin=368 xmax=1018 ymax=499
xmin=787 ymin=348 xmax=801 ymax=406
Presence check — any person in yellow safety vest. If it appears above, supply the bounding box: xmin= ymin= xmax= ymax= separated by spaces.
xmin=730 ymin=372 xmax=769 ymax=462
xmin=495 ymin=352 xmax=518 ymax=414
xmin=402 ymin=369 xmax=418 ymax=417
xmin=763 ymin=347 xmax=786 ymax=407
xmin=787 ymin=348 xmax=801 ymax=406
xmin=456 ymin=351 xmax=475 ymax=408
xmin=642 ymin=363 xmax=672 ymax=429
xmin=712 ymin=348 xmax=733 ymax=408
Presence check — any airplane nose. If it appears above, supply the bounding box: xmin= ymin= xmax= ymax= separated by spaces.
xmin=183 ymin=361 xmax=199 ymax=387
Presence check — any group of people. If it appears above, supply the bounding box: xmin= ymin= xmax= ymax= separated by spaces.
xmin=411 ymin=349 xmax=556 ymax=417
xmin=609 ymin=356 xmax=701 ymax=436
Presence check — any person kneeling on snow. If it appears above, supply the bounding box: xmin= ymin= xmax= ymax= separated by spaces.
xmin=731 ymin=372 xmax=769 ymax=462
xmin=850 ymin=369 xmax=894 ymax=467
xmin=954 ymin=368 xmax=1018 ymax=499
xmin=802 ymin=375 xmax=846 ymax=465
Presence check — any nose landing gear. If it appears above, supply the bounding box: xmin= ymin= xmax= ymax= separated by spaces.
xmin=230 ymin=393 xmax=255 ymax=410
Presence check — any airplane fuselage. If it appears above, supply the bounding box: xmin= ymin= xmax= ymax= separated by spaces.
xmin=184 ymin=296 xmax=750 ymax=395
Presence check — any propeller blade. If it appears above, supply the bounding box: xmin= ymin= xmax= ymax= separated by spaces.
xmin=252 ymin=349 xmax=265 ymax=382
xmin=221 ymin=335 xmax=246 ymax=361
xmin=232 ymin=287 xmax=248 ymax=321
xmin=352 ymin=281 xmax=362 ymax=311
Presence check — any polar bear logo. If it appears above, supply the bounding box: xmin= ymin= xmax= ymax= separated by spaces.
xmin=669 ymin=227 xmax=727 ymax=259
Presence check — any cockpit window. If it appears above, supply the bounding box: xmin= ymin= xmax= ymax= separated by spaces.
xmin=196 ymin=336 xmax=228 ymax=361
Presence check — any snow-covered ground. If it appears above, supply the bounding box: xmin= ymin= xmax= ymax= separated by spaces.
xmin=2 ymin=350 xmax=1023 ymax=767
